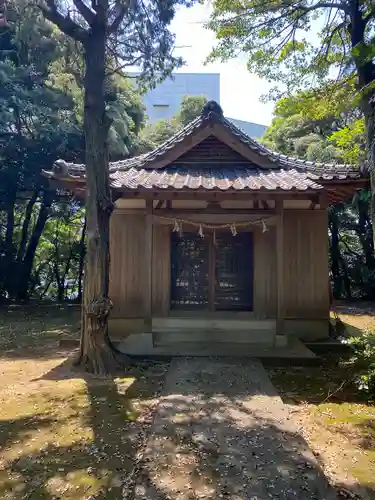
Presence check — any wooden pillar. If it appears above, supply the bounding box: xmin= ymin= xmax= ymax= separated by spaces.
xmin=276 ymin=199 xmax=285 ymax=341
xmin=208 ymin=233 xmax=215 ymax=311
xmin=145 ymin=199 xmax=153 ymax=334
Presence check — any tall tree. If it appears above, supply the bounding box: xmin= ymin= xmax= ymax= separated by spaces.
xmin=0 ymin=0 xmax=84 ymax=300
xmin=263 ymin=91 xmax=374 ymax=299
xmin=48 ymin=37 xmax=148 ymax=159
xmin=208 ymin=0 xmax=375 ymax=236
xmin=36 ymin=0 xmax=192 ymax=374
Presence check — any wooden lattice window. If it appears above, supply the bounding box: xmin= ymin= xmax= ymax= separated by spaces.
xmin=171 ymin=232 xmax=209 ymax=309
xmin=215 ymin=232 xmax=253 ymax=311
xmin=171 ymin=231 xmax=253 ymax=311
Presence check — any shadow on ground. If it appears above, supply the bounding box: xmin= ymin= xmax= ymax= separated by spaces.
xmin=0 ymin=354 xmax=168 ymax=500
xmin=269 ymin=350 xmax=371 ymax=405
xmin=0 ymin=305 xmax=80 ymax=358
xmin=1 ymin=353 xmax=373 ymax=499
xmin=129 ymin=358 xmax=337 ymax=500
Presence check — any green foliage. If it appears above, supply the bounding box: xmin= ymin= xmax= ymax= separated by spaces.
xmin=107 ymin=77 xmax=147 ymax=159
xmin=261 ymin=100 xmax=340 ymax=162
xmin=0 ymin=0 xmax=83 ymax=182
xmin=347 ymin=331 xmax=375 ymax=396
xmin=47 ymin=34 xmax=147 ymax=160
xmin=262 ymin=91 xmax=373 ymax=300
xmin=0 ymin=0 xmax=197 ymax=306
xmin=141 ymin=118 xmax=180 ymax=149
xmin=0 ymin=0 xmax=149 ymax=301
xmin=0 ymin=0 xmax=84 ymax=299
xmin=328 ymin=119 xmax=366 ymax=164
xmin=207 ymin=0 xmax=375 ymax=99
xmin=262 ymin=85 xmax=365 ymax=164
xmin=32 ymin=204 xmax=85 ymax=300
xmin=178 ymin=95 xmax=207 ymax=126
xmin=141 ymin=94 xmax=207 ymax=148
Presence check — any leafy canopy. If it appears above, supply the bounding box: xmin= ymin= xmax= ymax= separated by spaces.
xmin=262 ymin=89 xmax=365 ymax=163
xmin=207 ymin=0 xmax=375 ymax=99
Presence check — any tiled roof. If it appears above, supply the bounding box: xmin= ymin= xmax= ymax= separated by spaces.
xmin=111 ymin=166 xmax=324 ymax=191
xmin=44 ymin=101 xmax=367 ymax=193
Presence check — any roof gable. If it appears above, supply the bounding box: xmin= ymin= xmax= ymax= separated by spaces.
xmin=172 ymin=136 xmax=258 ymax=167
xmin=123 ymin=102 xmax=278 ymax=170
xmin=103 ymin=101 xmax=365 ymax=175
xmin=42 ymin=100 xmax=368 ymax=205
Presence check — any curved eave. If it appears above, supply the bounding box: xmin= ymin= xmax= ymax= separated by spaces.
xmin=42 ymin=170 xmax=368 ymax=206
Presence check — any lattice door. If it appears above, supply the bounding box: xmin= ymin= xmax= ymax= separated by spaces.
xmin=170 ymin=232 xmax=209 ymax=309
xmin=215 ymin=232 xmax=253 ymax=311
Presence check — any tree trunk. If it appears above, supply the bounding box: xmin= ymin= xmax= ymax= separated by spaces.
xmin=53 ymin=251 xmax=64 ymax=302
xmin=75 ymin=19 xmax=127 ymax=374
xmin=16 ymin=190 xmax=52 ymax=300
xmin=349 ymin=2 xmax=375 ymax=249
xmin=17 ymin=191 xmax=38 ymax=263
xmin=365 ymin=99 xmax=375 ymax=250
xmin=329 ymin=207 xmax=342 ymax=299
xmin=357 ymin=196 xmax=375 ymax=269
xmin=339 ymin=255 xmax=352 ymax=300
xmin=77 ymin=216 xmax=86 ymax=303
xmin=4 ymin=196 xmax=15 ymax=296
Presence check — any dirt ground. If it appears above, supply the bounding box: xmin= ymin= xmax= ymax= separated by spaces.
xmin=0 ymin=306 xmax=169 ymax=499
xmin=0 ymin=305 xmax=374 ymax=499
xmin=269 ymin=302 xmax=375 ymax=500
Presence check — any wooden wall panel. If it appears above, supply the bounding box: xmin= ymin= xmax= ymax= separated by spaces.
xmin=109 ymin=212 xmax=146 ymax=318
xmin=283 ymin=210 xmax=329 ymax=318
xmin=108 ymin=208 xmax=329 ymax=323
xmin=253 ymin=227 xmax=277 ymax=318
xmin=152 ymin=225 xmax=171 ymax=315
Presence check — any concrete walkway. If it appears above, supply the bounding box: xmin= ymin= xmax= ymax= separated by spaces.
xmin=134 ymin=358 xmax=336 ymax=500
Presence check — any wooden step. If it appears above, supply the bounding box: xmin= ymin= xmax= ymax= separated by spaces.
xmin=153 ymin=328 xmax=276 ymax=346
xmin=152 ymin=317 xmax=276 ymax=332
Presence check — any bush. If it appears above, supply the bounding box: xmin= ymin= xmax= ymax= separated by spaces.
xmin=346 ymin=331 xmax=375 ymax=396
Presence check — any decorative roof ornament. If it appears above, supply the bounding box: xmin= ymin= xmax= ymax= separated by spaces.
xmin=201 ymin=100 xmax=224 ymax=121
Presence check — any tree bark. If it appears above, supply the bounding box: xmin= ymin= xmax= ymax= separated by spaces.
xmin=75 ymin=15 xmax=127 ymax=374
xmin=17 ymin=191 xmax=38 ymax=263
xmin=77 ymin=216 xmax=86 ymax=303
xmin=53 ymin=233 xmax=64 ymax=302
xmin=339 ymin=254 xmax=352 ymax=299
xmin=329 ymin=207 xmax=342 ymax=299
xmin=365 ymin=99 xmax=375 ymax=250
xmin=349 ymin=2 xmax=375 ymax=250
xmin=356 ymin=196 xmax=375 ymax=269
xmin=4 ymin=196 xmax=15 ymax=296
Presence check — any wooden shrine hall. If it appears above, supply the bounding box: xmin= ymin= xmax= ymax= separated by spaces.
xmin=44 ymin=101 xmax=369 ymax=353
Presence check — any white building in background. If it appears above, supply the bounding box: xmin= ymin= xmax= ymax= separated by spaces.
xmin=129 ymin=72 xmax=267 ymax=139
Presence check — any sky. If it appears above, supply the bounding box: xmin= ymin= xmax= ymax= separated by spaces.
xmin=169 ymin=4 xmax=275 ymax=126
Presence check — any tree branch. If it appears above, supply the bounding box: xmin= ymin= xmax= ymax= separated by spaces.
xmin=298 ymin=1 xmax=349 ymax=14
xmin=106 ymin=56 xmax=143 ymax=76
xmin=39 ymin=0 xmax=88 ymax=42
xmin=108 ymin=1 xmax=128 ymax=34
xmin=72 ymin=0 xmax=96 ymax=25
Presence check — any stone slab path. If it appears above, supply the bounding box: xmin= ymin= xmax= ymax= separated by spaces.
xmin=134 ymin=358 xmax=336 ymax=500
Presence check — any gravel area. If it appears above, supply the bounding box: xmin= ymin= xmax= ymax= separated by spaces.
xmin=133 ymin=357 xmax=337 ymax=500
